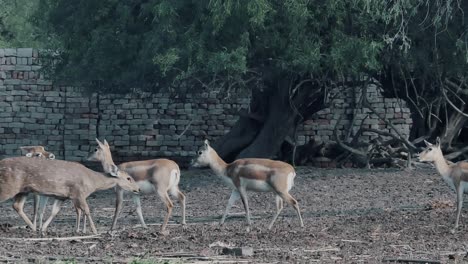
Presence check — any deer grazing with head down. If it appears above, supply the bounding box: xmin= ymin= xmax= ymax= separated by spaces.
xmin=419 ymin=137 xmax=468 ymax=232
xmin=0 ymin=154 xmax=140 ymax=235
xmin=20 ymin=146 xmax=56 ymax=231
xmin=88 ymin=139 xmax=186 ymax=234
xmin=191 ymin=140 xmax=304 ymax=231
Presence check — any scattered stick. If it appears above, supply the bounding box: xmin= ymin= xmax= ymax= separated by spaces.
xmin=304 ymin=247 xmax=340 ymax=253
xmin=382 ymin=257 xmax=441 ymax=264
xmin=341 ymin=239 xmax=367 ymax=244
xmin=0 ymin=234 xmax=101 ymax=242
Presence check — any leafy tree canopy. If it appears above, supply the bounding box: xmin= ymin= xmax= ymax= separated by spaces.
xmin=0 ymin=0 xmax=40 ymax=47
xmin=32 ymin=0 xmax=388 ymax=92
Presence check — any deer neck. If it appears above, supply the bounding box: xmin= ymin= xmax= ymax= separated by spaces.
xmin=433 ymin=155 xmax=452 ymax=179
xmin=87 ymin=170 xmax=119 ymax=193
xmin=208 ymin=151 xmax=228 ymax=176
xmin=99 ymin=159 xmax=116 ymax=174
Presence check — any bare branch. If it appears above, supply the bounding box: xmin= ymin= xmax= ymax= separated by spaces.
xmin=441 ymin=88 xmax=468 ymax=117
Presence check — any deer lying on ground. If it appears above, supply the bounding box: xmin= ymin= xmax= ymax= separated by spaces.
xmin=20 ymin=146 xmax=56 ymax=160
xmin=20 ymin=146 xmax=56 ymax=231
xmin=419 ymin=137 xmax=468 ymax=232
xmin=191 ymin=140 xmax=304 ymax=231
xmin=0 ymin=156 xmax=140 ymax=234
xmin=88 ymin=139 xmax=186 ymax=234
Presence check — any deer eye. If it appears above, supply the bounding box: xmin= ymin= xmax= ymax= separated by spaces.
xmin=127 ymin=177 xmax=132 ymax=181
xmin=428 ymin=148 xmax=432 ymax=151
xmin=95 ymin=148 xmax=98 ymax=152
xmin=198 ymin=151 xmax=202 ymax=155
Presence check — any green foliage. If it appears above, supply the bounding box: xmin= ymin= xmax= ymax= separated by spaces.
xmin=27 ymin=0 xmax=467 ymax=96
xmin=29 ymin=0 xmax=388 ymax=92
xmin=52 ymin=259 xmax=77 ymax=264
xmin=0 ymin=0 xmax=40 ymax=47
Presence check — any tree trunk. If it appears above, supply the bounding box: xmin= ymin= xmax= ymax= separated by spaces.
xmin=214 ymin=74 xmax=326 ymax=160
xmin=238 ymin=84 xmax=297 ymax=158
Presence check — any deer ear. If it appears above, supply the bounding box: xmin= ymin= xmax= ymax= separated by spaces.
xmin=95 ymin=138 xmax=104 ymax=148
xmin=424 ymin=140 xmax=433 ymax=147
xmin=48 ymin=153 xmax=55 ymax=160
xmin=204 ymin=139 xmax=210 ymax=147
xmin=109 ymin=164 xmax=119 ymax=177
xmin=103 ymin=139 xmax=110 ymax=147
xmin=436 ymin=137 xmax=441 ymax=147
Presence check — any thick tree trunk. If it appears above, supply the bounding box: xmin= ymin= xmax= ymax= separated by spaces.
xmin=214 ymin=74 xmax=326 ymax=160
xmin=212 ymin=116 xmax=261 ymax=162
xmin=238 ymin=85 xmax=297 ymax=158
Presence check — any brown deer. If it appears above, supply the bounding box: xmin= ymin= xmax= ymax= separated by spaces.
xmin=20 ymin=146 xmax=55 ymax=159
xmin=0 ymin=156 xmax=140 ymax=234
xmin=191 ymin=140 xmax=304 ymax=231
xmin=20 ymin=145 xmax=56 ymax=231
xmin=88 ymin=139 xmax=186 ymax=234
xmin=419 ymin=137 xmax=468 ymax=232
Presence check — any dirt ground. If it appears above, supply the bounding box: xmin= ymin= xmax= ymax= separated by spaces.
xmin=1 ymin=166 xmax=468 ymax=263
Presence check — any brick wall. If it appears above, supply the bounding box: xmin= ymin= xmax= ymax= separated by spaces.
xmin=0 ymin=48 xmax=412 ymax=165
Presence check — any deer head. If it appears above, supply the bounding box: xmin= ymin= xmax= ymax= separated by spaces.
xmin=191 ymin=140 xmax=214 ymax=168
xmin=419 ymin=137 xmax=443 ymax=163
xmin=88 ymin=138 xmax=116 ymax=173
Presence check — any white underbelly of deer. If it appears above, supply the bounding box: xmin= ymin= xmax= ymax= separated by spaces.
xmin=242 ymin=178 xmax=272 ymax=192
xmin=137 ymin=180 xmax=155 ymax=194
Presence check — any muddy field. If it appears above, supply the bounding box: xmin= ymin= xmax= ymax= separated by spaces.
xmin=1 ymin=166 xmax=468 ymax=263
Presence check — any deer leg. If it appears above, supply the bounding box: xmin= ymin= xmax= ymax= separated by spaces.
xmin=41 ymin=199 xmax=63 ymax=234
xmin=38 ymin=196 xmax=49 ymax=231
xmin=279 ymin=192 xmax=304 ymax=228
xmin=177 ymin=191 xmax=186 ymax=226
xmin=132 ymin=194 xmax=147 ymax=228
xmin=32 ymin=194 xmax=40 ymax=229
xmin=158 ymin=190 xmax=174 ymax=233
xmin=111 ymin=188 xmax=124 ymax=231
xmin=220 ymin=190 xmax=240 ymax=225
xmin=453 ymin=185 xmax=464 ymax=231
xmin=75 ymin=205 xmax=82 ymax=233
xmin=237 ymin=187 xmax=252 ymax=230
xmin=76 ymin=199 xmax=97 ymax=235
xmin=13 ymin=194 xmax=35 ymax=231
xmin=268 ymin=195 xmax=284 ymax=230
xmin=170 ymin=186 xmax=186 ymax=226
xmin=82 ymin=208 xmax=87 ymax=233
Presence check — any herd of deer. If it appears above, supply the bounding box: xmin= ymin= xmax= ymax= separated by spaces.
xmin=0 ymin=136 xmax=466 ymax=236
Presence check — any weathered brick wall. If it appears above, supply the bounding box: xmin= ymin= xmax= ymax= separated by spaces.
xmin=0 ymin=48 xmax=412 ymax=165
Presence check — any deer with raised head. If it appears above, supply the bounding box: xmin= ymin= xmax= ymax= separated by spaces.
xmin=419 ymin=137 xmax=468 ymax=232
xmin=88 ymin=139 xmax=186 ymax=234
xmin=0 ymin=156 xmax=140 ymax=234
xmin=191 ymin=140 xmax=304 ymax=231
xmin=20 ymin=145 xmax=56 ymax=231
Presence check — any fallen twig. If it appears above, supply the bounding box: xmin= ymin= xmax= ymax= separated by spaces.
xmin=341 ymin=239 xmax=367 ymax=244
xmin=304 ymin=247 xmax=340 ymax=253
xmin=382 ymin=257 xmax=441 ymax=264
xmin=0 ymin=234 xmax=101 ymax=242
